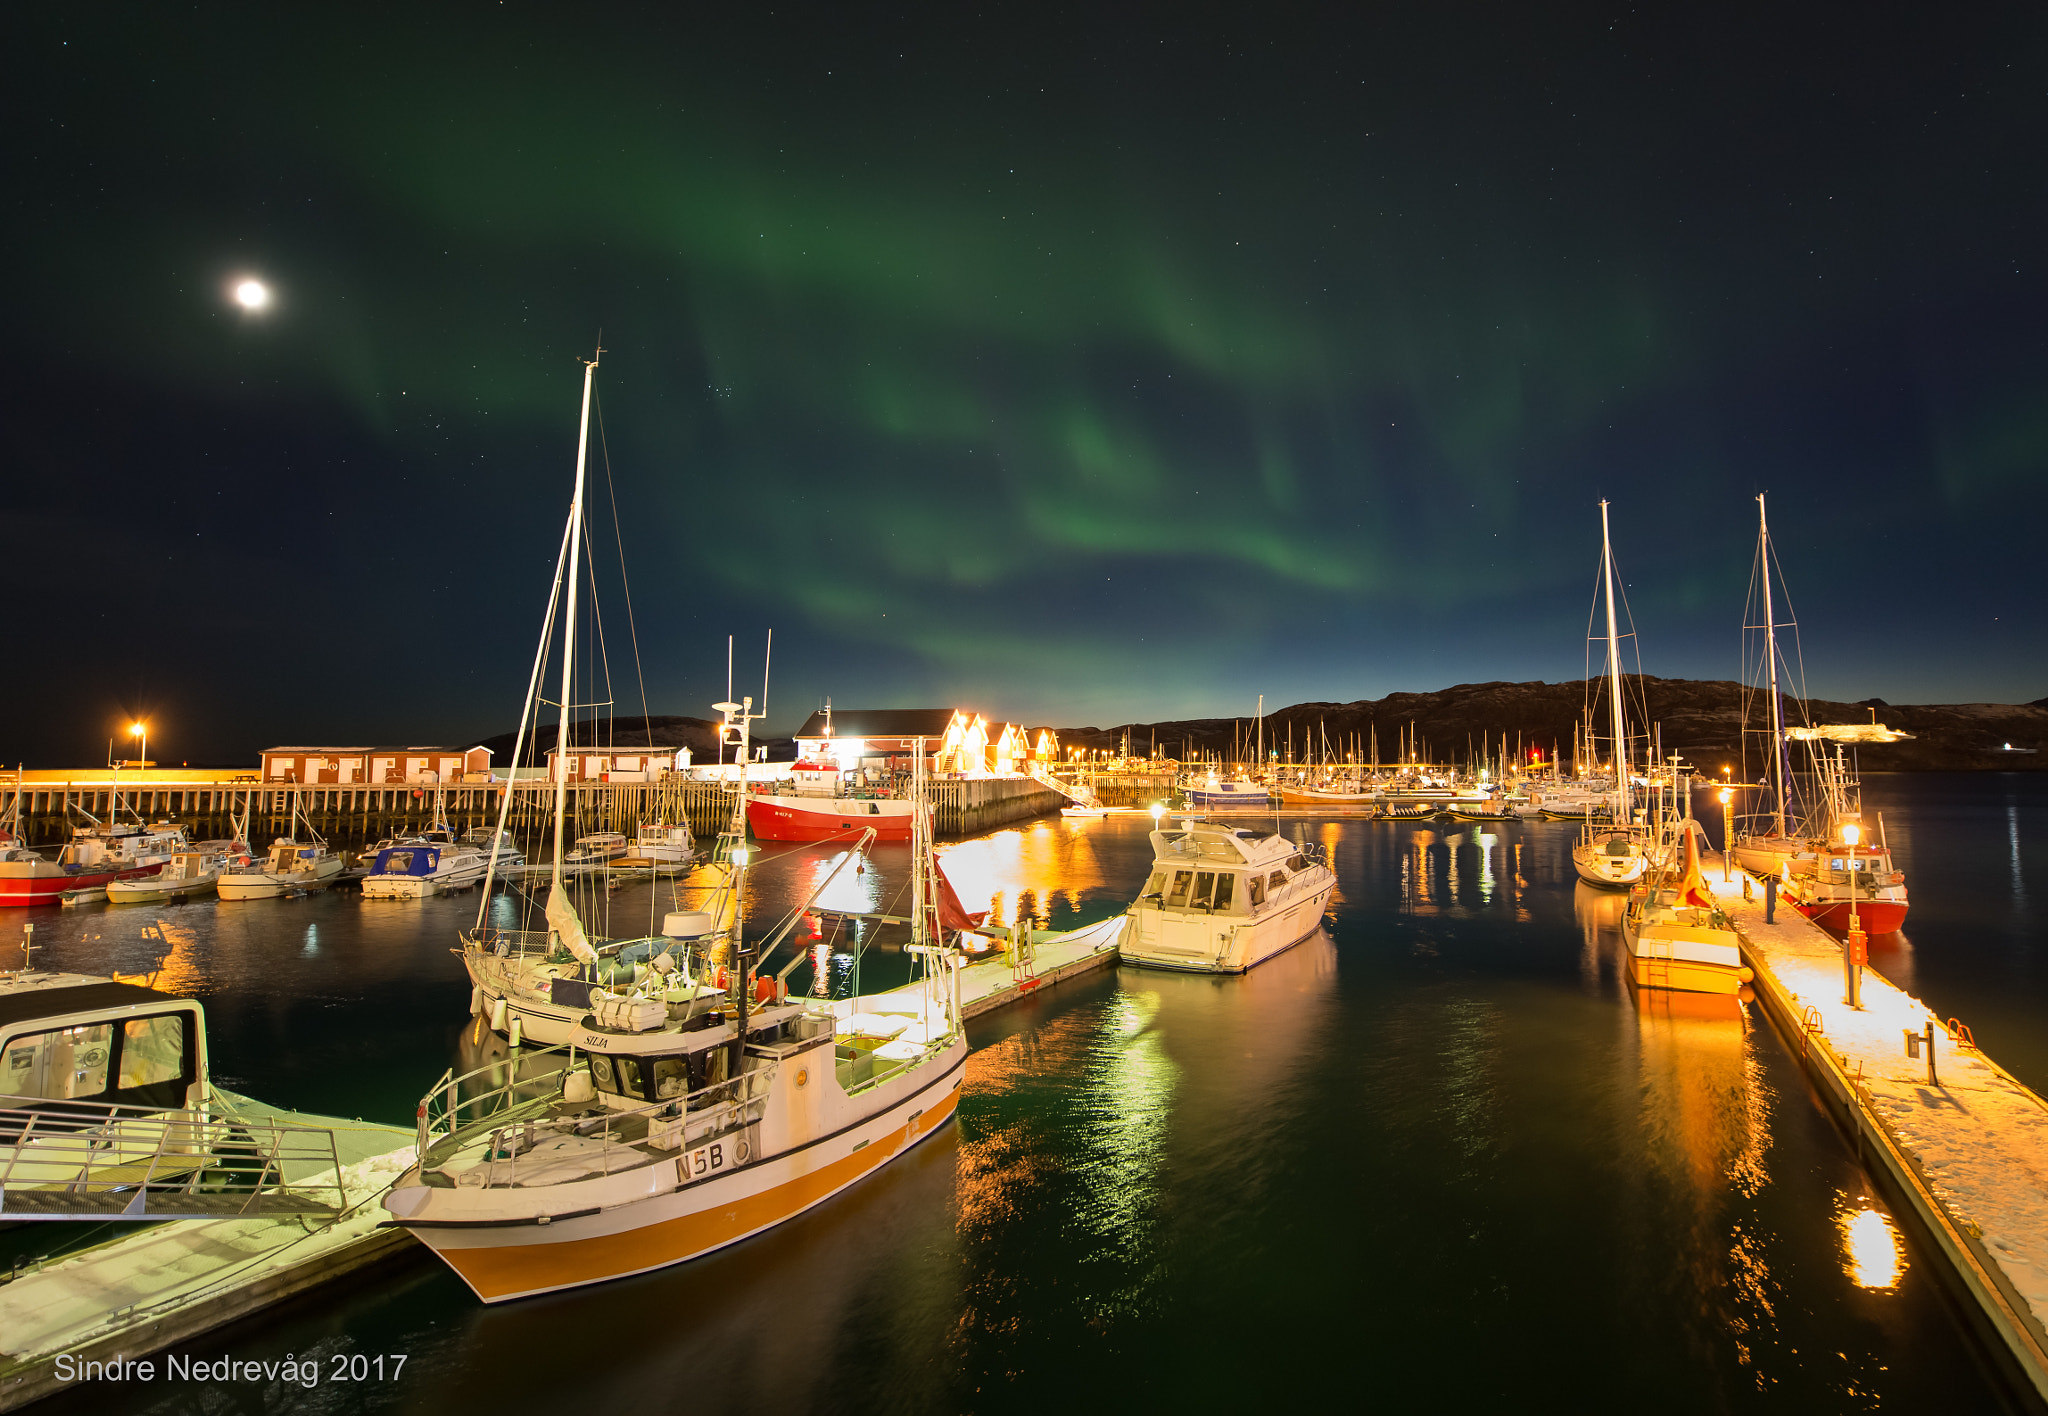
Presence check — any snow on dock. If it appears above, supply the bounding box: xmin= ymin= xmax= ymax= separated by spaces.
xmin=0 ymin=1107 xmax=415 ymax=1413
xmin=852 ymin=915 xmax=1126 ymax=1022
xmin=1707 ymin=859 xmax=2048 ymax=1404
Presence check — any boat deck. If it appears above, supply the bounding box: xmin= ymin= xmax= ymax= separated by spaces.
xmin=1703 ymin=856 xmax=2048 ymax=1405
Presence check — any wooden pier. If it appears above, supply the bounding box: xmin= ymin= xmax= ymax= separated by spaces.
xmin=2 ymin=772 xmax=1065 ymax=850
xmin=1708 ymin=857 xmax=2048 ymax=1409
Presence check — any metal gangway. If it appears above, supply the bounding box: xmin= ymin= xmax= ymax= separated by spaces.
xmin=1026 ymin=763 xmax=1101 ymax=808
xmin=0 ymin=1095 xmax=349 ymax=1221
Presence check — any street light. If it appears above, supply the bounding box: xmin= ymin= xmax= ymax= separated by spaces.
xmin=130 ymin=721 xmax=147 ymax=772
xmin=1841 ymin=821 xmax=1864 ymax=1009
xmin=1719 ymin=788 xmax=1734 ymax=881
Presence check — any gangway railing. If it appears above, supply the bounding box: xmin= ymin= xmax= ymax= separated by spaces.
xmin=1026 ymin=763 xmax=1098 ymax=806
xmin=0 ymin=1096 xmax=347 ymax=1221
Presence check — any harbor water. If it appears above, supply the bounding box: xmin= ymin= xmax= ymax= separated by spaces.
xmin=13 ymin=774 xmax=2044 ymax=1413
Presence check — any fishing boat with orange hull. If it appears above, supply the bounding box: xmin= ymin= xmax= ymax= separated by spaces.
xmin=384 ymin=987 xmax=966 ymax=1303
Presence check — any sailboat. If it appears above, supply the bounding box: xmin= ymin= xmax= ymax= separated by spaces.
xmin=1620 ymin=819 xmax=1754 ymax=995
xmin=1571 ymin=502 xmax=1650 ymax=888
xmin=1730 ymin=493 xmax=1810 ymax=878
xmin=386 ymin=631 xmax=969 ymax=1302
xmin=1725 ymin=495 xmax=1913 ymax=933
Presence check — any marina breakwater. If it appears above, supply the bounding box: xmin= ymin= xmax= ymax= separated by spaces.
xmin=2 ymin=772 xmax=1066 ymax=849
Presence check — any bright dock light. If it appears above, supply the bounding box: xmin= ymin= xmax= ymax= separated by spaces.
xmin=1841 ymin=823 xmax=1861 ymax=847
xmin=234 ymin=279 xmax=270 ymax=310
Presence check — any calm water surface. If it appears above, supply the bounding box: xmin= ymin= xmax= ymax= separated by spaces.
xmin=15 ymin=775 xmax=2042 ymax=1413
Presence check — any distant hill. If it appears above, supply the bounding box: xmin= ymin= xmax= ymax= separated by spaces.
xmin=1060 ymin=677 xmax=2048 ymax=772
xmin=476 ymin=715 xmax=795 ymax=766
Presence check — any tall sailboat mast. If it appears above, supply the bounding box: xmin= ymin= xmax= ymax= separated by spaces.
xmin=550 ymin=348 xmax=601 ymax=889
xmin=1756 ymin=493 xmax=1788 ymax=838
xmin=1599 ymin=500 xmax=1632 ymax=823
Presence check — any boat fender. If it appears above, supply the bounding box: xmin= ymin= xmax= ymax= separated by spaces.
xmin=562 ymin=1069 xmax=596 ymax=1105
xmin=490 ymin=997 xmax=508 ymax=1033
xmin=469 ymin=985 xmax=483 ymax=1017
xmin=509 ymin=1015 xmax=523 ymax=1048
xmin=1737 ymin=967 xmax=1755 ymax=984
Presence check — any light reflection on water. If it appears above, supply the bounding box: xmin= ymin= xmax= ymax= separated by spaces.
xmin=13 ymin=791 xmax=2025 ymax=1414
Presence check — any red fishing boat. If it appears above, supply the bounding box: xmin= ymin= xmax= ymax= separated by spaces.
xmin=745 ymin=770 xmax=917 ymax=842
xmin=0 ymin=822 xmax=186 ymax=907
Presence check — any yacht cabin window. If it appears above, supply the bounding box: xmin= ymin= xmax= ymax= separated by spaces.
xmin=1287 ymin=855 xmax=1310 ymax=873
xmin=1142 ymin=871 xmax=1166 ymax=898
xmin=2 ymin=1012 xmax=193 ymax=1107
xmin=4 ymin=1024 xmax=112 ymax=1099
xmin=1248 ymin=875 xmax=1266 ymax=908
xmin=1166 ymin=871 xmax=1193 ymax=907
xmin=1268 ymin=870 xmax=1288 ymax=892
xmin=1190 ymin=872 xmax=1216 ymax=908
xmin=1212 ymin=874 xmax=1236 ymax=911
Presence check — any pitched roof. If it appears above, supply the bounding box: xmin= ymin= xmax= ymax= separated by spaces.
xmin=791 ymin=709 xmax=964 ymax=740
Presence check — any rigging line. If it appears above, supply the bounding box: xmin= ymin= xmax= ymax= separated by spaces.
xmin=593 ymin=390 xmax=655 ymax=769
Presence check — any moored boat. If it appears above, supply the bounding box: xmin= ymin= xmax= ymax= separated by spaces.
xmin=1120 ymin=820 xmax=1335 ymax=973
xmin=361 ymin=840 xmax=489 ymax=899
xmin=747 ymin=788 xmax=915 ymax=842
xmin=1569 ymin=501 xmax=1650 ymax=890
xmin=1620 ymin=823 xmax=1753 ymax=995
xmin=217 ymin=836 xmax=345 ymax=899
xmin=105 ymin=846 xmax=240 ymax=903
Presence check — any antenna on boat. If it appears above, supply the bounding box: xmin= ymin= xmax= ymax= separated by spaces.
xmin=760 ymin=629 xmax=773 ymax=728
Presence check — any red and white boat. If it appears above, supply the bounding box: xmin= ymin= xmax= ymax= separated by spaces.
xmin=0 ymin=822 xmax=187 ymax=907
xmin=1777 ymin=827 xmax=1909 ymax=935
xmin=746 ymin=762 xmax=917 ymax=842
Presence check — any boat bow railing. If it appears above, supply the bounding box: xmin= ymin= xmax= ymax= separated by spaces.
xmin=416 ymin=1048 xmax=778 ymax=1181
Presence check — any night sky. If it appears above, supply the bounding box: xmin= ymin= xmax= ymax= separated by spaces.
xmin=6 ymin=5 xmax=2046 ymax=765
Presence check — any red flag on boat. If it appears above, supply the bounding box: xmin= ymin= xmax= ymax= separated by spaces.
xmin=935 ymin=860 xmax=988 ymax=933
xmin=1680 ymin=824 xmax=1716 ymax=909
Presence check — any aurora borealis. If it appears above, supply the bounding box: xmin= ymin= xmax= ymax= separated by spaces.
xmin=6 ymin=5 xmax=2046 ymax=761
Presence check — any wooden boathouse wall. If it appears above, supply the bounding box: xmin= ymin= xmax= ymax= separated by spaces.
xmin=2 ymin=776 xmax=1066 ymax=850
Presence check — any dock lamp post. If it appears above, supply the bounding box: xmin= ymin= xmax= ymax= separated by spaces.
xmin=130 ymin=721 xmax=147 ymax=772
xmin=1842 ymin=822 xmax=1866 ymax=1009
xmin=1719 ymin=789 xmax=1734 ymax=881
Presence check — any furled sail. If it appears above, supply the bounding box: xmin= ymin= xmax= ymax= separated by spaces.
xmin=546 ymin=883 xmax=600 ymax=964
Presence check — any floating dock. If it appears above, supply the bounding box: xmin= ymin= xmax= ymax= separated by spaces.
xmin=1707 ymin=858 xmax=2048 ymax=1407
xmin=0 ymin=1103 xmax=415 ymax=1413
xmin=853 ymin=915 xmax=1126 ymax=1022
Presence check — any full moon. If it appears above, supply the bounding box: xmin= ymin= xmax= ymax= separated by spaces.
xmin=234 ymin=279 xmax=270 ymax=310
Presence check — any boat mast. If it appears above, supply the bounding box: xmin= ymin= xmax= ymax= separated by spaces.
xmin=1757 ymin=493 xmax=1789 ymax=839
xmin=550 ymin=348 xmax=600 ymax=890
xmin=1599 ymin=501 xmax=1632 ymax=824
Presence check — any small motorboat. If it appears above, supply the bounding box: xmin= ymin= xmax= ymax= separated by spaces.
xmin=106 ymin=848 xmax=235 ymax=903
xmin=564 ymin=831 xmax=630 ymax=866
xmin=217 ymin=837 xmax=346 ymax=900
xmin=360 ymin=841 xmax=489 ymax=899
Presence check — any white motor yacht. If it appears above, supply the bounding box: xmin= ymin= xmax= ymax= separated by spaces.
xmin=1121 ymin=820 xmax=1336 ymax=973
